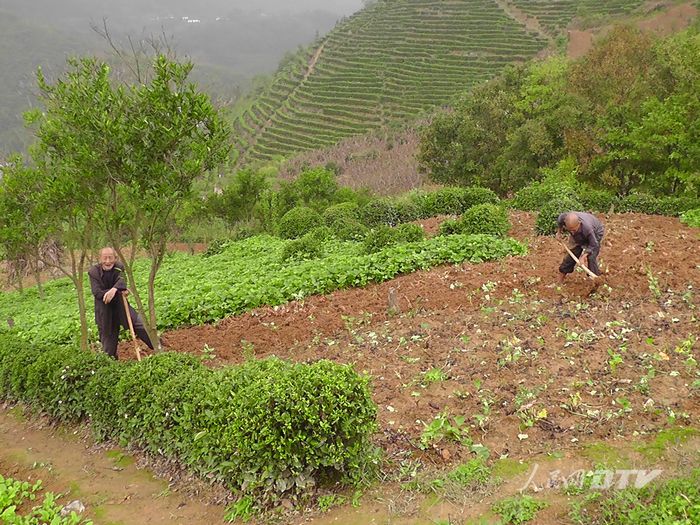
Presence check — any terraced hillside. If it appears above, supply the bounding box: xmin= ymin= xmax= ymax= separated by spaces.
xmin=510 ymin=0 xmax=646 ymax=33
xmin=234 ymin=0 xmax=648 ymax=165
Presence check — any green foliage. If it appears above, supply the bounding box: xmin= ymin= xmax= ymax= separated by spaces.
xmin=420 ymin=26 xmax=700 ymax=197
xmin=615 ymin=194 xmax=700 ymax=217
xmin=420 ymin=412 xmax=472 ymax=449
xmin=412 ymin=186 xmax=500 ymax=218
xmin=571 ymin=469 xmax=700 ymax=525
xmin=0 ymin=338 xmax=379 ymax=507
xmin=445 ymin=458 xmax=491 ymax=488
xmin=280 ymin=233 xmax=324 ymax=262
xmin=511 ymin=160 xmax=580 ymax=211
xmin=362 ymin=226 xmax=399 ymax=254
xmin=208 ymin=169 xmax=270 ymax=227
xmin=0 ymin=474 xmax=92 ymax=525
xmin=323 ymin=203 xmax=368 ymax=241
xmin=394 ymin=223 xmax=425 ymax=243
xmin=681 ymin=208 xmax=700 ymax=228
xmin=492 ymin=495 xmax=548 ymax=524
xmin=362 ymin=223 xmax=425 ymax=254
xmin=459 ymin=204 xmax=510 ymax=237
xmin=278 ymin=167 xmax=343 ymax=213
xmin=0 ymin=234 xmax=527 ymax=344
xmin=276 ymin=206 xmax=323 ymax=239
xmin=535 ymin=196 xmax=582 ymax=236
xmin=359 ymin=198 xmax=419 ymax=228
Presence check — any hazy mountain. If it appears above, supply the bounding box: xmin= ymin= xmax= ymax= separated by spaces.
xmin=0 ymin=0 xmax=364 ymax=154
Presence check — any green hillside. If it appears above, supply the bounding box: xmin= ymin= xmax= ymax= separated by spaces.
xmin=234 ymin=0 xmax=646 ymax=164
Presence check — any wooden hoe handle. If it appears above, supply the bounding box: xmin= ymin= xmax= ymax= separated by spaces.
xmin=558 ymin=239 xmax=598 ymax=280
xmin=121 ymin=293 xmax=142 ymax=361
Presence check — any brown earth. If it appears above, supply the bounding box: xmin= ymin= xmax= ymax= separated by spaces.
xmin=568 ymin=1 xmax=698 ymax=58
xmin=119 ymin=212 xmax=700 ymax=478
xmin=0 ymin=408 xmax=227 ymax=524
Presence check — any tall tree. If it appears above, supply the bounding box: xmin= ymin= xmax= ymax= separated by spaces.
xmin=28 ymin=55 xmax=231 ymax=350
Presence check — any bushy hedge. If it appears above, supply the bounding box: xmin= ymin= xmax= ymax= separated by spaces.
xmin=277 ymin=206 xmax=323 ymax=239
xmin=512 ymin=177 xmax=579 ymax=212
xmin=0 ymin=336 xmax=378 ymax=507
xmin=439 ymin=204 xmax=510 ymax=237
xmin=362 ymin=223 xmax=425 ymax=254
xmin=412 ymin=186 xmax=499 ymax=218
xmin=323 ymin=202 xmax=368 ymax=241
xmin=535 ymin=196 xmax=582 ymax=235
xmin=615 ymin=193 xmax=700 ymax=217
xmin=280 ymin=228 xmax=331 ymax=261
xmin=358 ymin=198 xmax=420 ymax=227
xmin=681 ymin=208 xmax=700 ymax=228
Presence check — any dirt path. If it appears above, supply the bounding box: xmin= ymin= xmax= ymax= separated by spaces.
xmin=0 ymin=408 xmax=226 ymax=525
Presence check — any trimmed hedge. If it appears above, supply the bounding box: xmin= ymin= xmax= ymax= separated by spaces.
xmin=0 ymin=336 xmax=378 ymax=507
xmin=277 ymin=206 xmax=323 ymax=239
xmin=358 ymin=198 xmax=420 ymax=227
xmin=535 ymin=196 xmax=582 ymax=235
xmin=615 ymin=194 xmax=700 ymax=217
xmin=412 ymin=186 xmax=499 ymax=218
xmin=362 ymin=223 xmax=426 ymax=254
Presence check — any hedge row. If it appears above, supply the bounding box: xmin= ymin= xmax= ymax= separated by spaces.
xmin=280 ymin=186 xmax=501 ymax=239
xmin=0 ymin=337 xmax=378 ymax=508
xmin=511 ymin=177 xmax=699 ymax=218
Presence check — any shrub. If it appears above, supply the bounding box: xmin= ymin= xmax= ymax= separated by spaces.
xmin=362 ymin=225 xmax=398 ymax=254
xmin=358 ymin=197 xmax=419 ymax=227
xmin=413 ymin=187 xmax=468 ymax=217
xmin=323 ymin=202 xmax=360 ymax=226
xmin=512 ymin=178 xmax=578 ymax=211
xmin=277 ymin=206 xmax=323 ymax=239
xmin=535 ymin=196 xmax=582 ymax=235
xmin=195 ymin=358 xmax=378 ymax=504
xmin=112 ymin=353 xmax=204 ymax=446
xmin=395 ymin=223 xmax=425 ymax=243
xmin=85 ymin=360 xmax=131 ymax=440
xmin=24 ymin=346 xmax=112 ymax=421
xmin=323 ymin=202 xmax=368 ymax=240
xmin=439 ymin=219 xmax=461 ymax=236
xmin=615 ymin=193 xmax=700 ymax=216
xmin=681 ymin=208 xmax=700 ymax=228
xmin=459 ymin=204 xmax=510 ymax=237
xmin=0 ymin=336 xmax=380 ymax=509
xmin=278 ymin=167 xmax=339 ymax=212
xmin=0 ymin=339 xmax=42 ymax=402
xmin=578 ymin=189 xmax=615 ymax=213
xmin=281 ymin=233 xmax=324 ymax=261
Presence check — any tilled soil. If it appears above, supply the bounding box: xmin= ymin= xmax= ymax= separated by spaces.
xmin=119 ymin=212 xmax=700 ymax=468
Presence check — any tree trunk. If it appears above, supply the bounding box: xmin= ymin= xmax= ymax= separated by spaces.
xmin=118 ymin=260 xmax=161 ymax=351
xmin=32 ymin=260 xmax=45 ymax=300
xmin=146 ymin=259 xmax=161 ymax=351
xmin=73 ymin=275 xmax=89 ymax=351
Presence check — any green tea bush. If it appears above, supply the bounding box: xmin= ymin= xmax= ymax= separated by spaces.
xmin=413 ymin=186 xmax=500 ymax=218
xmin=281 ymin=233 xmax=324 ymax=261
xmin=0 ymin=335 xmax=379 ymax=509
xmin=323 ymin=203 xmax=368 ymax=240
xmin=439 ymin=204 xmax=509 ymax=237
xmin=395 ymin=223 xmax=425 ymax=243
xmin=359 ymin=198 xmax=418 ymax=227
xmin=112 ymin=353 xmax=204 ymax=446
xmin=459 ymin=204 xmax=510 ymax=237
xmin=0 ymin=338 xmax=42 ymax=402
xmin=535 ymin=196 xmax=582 ymax=235
xmin=681 ymin=208 xmax=700 ymax=228
xmin=362 ymin=225 xmax=397 ymax=254
xmin=276 ymin=206 xmax=323 ymax=239
xmin=578 ymin=189 xmax=615 ymax=213
xmin=84 ymin=360 xmax=133 ymax=440
xmin=512 ymin=178 xmax=578 ymax=211
xmin=614 ymin=194 xmax=700 ymax=216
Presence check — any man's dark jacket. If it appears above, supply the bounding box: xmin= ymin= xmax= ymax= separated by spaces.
xmin=88 ymin=262 xmax=128 ymax=336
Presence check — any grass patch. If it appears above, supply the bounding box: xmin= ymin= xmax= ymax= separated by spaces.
xmin=492 ymin=458 xmax=530 ymax=479
xmin=581 ymin=442 xmax=632 ymax=469
xmin=635 ymin=427 xmax=699 ymax=461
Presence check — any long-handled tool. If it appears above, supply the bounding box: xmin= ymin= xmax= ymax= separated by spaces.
xmin=121 ymin=293 xmax=142 ymax=361
xmin=557 ymin=239 xmax=599 ymax=280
